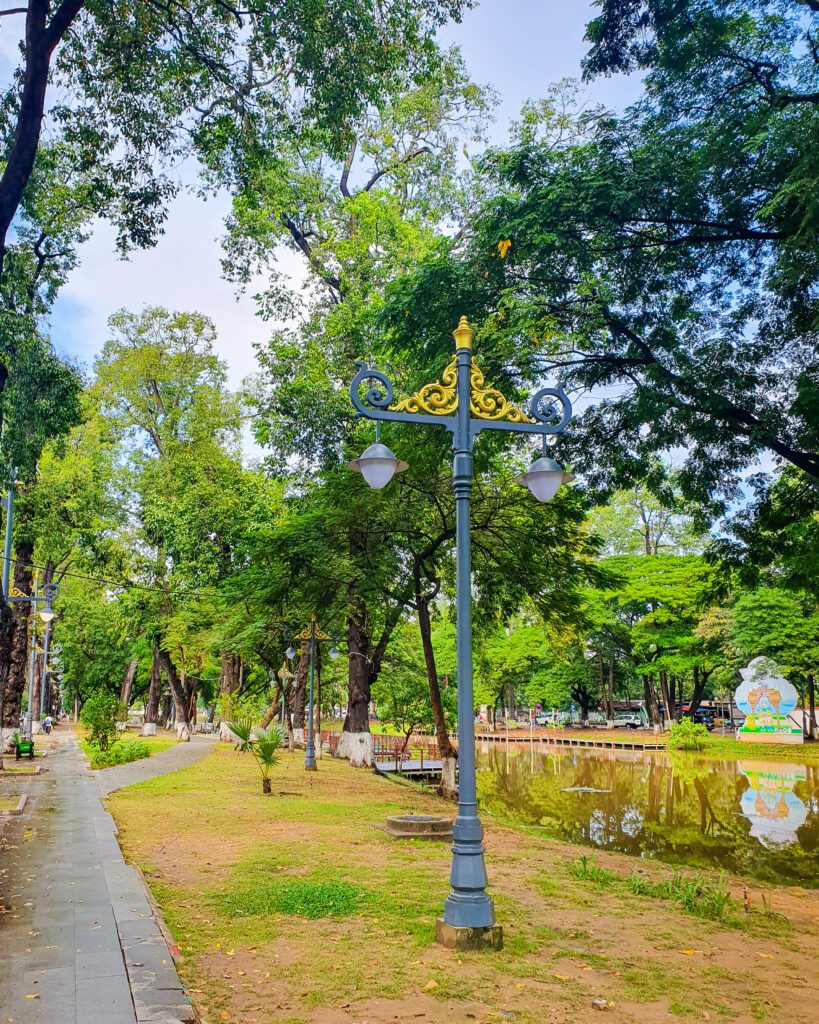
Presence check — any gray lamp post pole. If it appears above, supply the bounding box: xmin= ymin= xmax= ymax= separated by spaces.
xmin=2 ymin=476 xmax=15 ymax=601
xmin=348 ymin=316 xmax=574 ymax=949
xmin=291 ymin=616 xmax=339 ymax=771
xmin=39 ymin=619 xmax=52 ymax=721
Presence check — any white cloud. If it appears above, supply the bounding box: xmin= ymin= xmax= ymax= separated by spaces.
xmin=50 ymin=190 xmax=306 ymax=390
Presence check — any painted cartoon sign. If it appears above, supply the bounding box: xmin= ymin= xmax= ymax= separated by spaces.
xmin=739 ymin=762 xmax=807 ymax=846
xmin=735 ymin=657 xmax=803 ymax=744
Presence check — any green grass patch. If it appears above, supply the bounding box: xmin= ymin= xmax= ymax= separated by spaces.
xmin=565 ymin=856 xmax=734 ymax=921
xmin=216 ymin=879 xmax=370 ymax=919
xmin=628 ymin=870 xmax=732 ymax=920
xmin=0 ymin=794 xmax=20 ymax=811
xmin=81 ymin=734 xmax=175 ymax=768
xmin=570 ymin=854 xmax=617 ymax=885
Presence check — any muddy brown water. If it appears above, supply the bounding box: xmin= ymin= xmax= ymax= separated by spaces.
xmin=476 ymin=742 xmax=819 ymax=886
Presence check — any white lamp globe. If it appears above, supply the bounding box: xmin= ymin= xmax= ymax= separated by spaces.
xmin=39 ymin=606 xmax=55 ymax=623
xmin=347 ymin=442 xmax=408 ymax=490
xmin=329 ymin=646 xmax=340 ymax=661
xmin=285 ymin=646 xmax=297 ymax=661
xmin=514 ymin=456 xmax=575 ymax=504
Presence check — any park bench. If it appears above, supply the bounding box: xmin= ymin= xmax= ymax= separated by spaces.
xmin=12 ymin=731 xmax=34 ymax=760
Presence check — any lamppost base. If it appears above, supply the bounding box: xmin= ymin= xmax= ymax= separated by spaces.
xmin=435 ymin=918 xmax=503 ymax=951
xmin=304 ymin=763 xmax=318 ymax=772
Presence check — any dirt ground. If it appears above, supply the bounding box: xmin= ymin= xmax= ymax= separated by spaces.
xmin=107 ymin=745 xmax=819 ymax=1024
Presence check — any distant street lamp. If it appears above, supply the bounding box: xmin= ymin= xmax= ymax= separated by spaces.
xmin=348 ymin=316 xmax=573 ymax=949
xmin=277 ymin=660 xmax=293 ymax=738
xmin=289 ymin=616 xmax=340 ymax=770
xmin=7 ymin=576 xmax=59 ymax=739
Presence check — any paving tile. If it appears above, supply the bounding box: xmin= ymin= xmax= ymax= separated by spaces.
xmin=76 ymin=973 xmax=136 ymax=1024
xmin=0 ymin=735 xmax=201 ymax=1024
xmin=75 ymin=949 xmax=128 ymax=980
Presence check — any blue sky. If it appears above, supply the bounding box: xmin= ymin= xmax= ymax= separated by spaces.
xmin=30 ymin=1 xmax=640 ymax=388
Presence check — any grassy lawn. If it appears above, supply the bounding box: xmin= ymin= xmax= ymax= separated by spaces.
xmin=108 ymin=745 xmax=819 ymax=1024
xmin=698 ymin=733 xmax=819 ymax=765
xmin=508 ymin=726 xmax=819 ymax=766
xmin=75 ymin=725 xmax=177 ymax=767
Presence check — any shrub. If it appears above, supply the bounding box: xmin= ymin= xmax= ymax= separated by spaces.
xmin=229 ymin=720 xmax=284 ymax=794
xmin=87 ymin=740 xmax=151 ymax=769
xmin=667 ymin=718 xmax=710 ymax=751
xmin=80 ymin=691 xmax=125 ymax=751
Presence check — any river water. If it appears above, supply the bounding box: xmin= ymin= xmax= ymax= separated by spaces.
xmin=476 ymin=742 xmax=819 ymax=886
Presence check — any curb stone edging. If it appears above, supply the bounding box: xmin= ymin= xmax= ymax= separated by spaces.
xmin=0 ymin=793 xmax=28 ymax=816
xmin=133 ymin=864 xmax=201 ymax=1024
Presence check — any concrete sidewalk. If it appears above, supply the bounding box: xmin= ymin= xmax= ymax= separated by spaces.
xmin=97 ymin=733 xmax=215 ymax=797
xmin=0 ymin=733 xmax=194 ymax=1023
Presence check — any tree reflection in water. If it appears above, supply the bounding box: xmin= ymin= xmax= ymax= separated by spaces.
xmin=476 ymin=744 xmax=819 ymax=886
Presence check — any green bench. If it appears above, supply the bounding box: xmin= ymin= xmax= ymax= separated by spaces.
xmin=12 ymin=731 xmax=34 ymax=760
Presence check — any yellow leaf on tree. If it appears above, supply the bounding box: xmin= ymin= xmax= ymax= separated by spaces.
xmin=498 ymin=239 xmax=512 ymax=258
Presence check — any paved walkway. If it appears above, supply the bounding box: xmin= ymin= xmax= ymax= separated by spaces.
xmin=97 ymin=733 xmax=216 ymax=797
xmin=0 ymin=733 xmax=195 ymax=1023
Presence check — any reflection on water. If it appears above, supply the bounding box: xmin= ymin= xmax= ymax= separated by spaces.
xmin=476 ymin=743 xmax=819 ymax=886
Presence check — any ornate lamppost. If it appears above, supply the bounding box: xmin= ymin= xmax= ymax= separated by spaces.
xmin=8 ymin=575 xmax=58 ymax=740
xmin=277 ymin=660 xmax=294 ymax=743
xmin=286 ymin=616 xmax=339 ymax=770
xmin=348 ymin=316 xmax=573 ymax=950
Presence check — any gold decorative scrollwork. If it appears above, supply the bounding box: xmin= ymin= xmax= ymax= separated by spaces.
xmin=8 ymin=585 xmax=29 ymax=600
xmin=390 ymin=356 xmax=458 ymax=415
xmin=389 ymin=355 xmax=533 ymax=423
xmin=469 ymin=363 xmax=533 ymax=423
xmin=295 ymin=614 xmax=331 ymax=641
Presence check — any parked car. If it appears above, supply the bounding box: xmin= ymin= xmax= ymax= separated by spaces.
xmin=612 ymin=713 xmax=642 ymax=730
xmin=534 ymin=712 xmax=570 ymax=727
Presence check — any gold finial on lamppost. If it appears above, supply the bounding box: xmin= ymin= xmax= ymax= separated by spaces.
xmin=452 ymin=315 xmax=474 ymax=351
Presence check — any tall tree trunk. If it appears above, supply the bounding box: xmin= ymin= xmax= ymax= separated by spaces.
xmin=120 ymin=658 xmax=138 ymax=706
xmin=186 ymin=675 xmax=198 ymax=729
xmin=315 ymin=644 xmax=322 ymax=755
xmin=688 ymin=666 xmax=708 ymax=719
xmin=659 ymin=670 xmax=675 ymax=729
xmin=3 ymin=541 xmax=34 ymax=730
xmin=0 ymin=0 xmax=85 ymax=272
xmin=607 ymin=657 xmax=616 ymax=720
xmin=158 ymin=649 xmax=192 ymax=741
xmin=291 ymin=644 xmax=309 ymax=747
xmin=142 ymin=644 xmax=161 ymax=735
xmin=415 ymin=583 xmax=457 ymax=797
xmin=808 ymin=673 xmax=817 ymax=742
xmin=643 ymin=675 xmax=660 ymax=727
xmin=217 ymin=650 xmax=242 ymax=740
xmin=30 ymin=640 xmax=44 ymax=733
xmin=337 ymin=588 xmax=373 ymax=766
xmin=157 ymin=693 xmax=172 ymax=728
xmin=0 ymin=601 xmax=14 ymax=757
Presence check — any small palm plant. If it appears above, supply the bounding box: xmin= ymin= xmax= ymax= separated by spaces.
xmin=228 ymin=719 xmax=284 ymax=795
